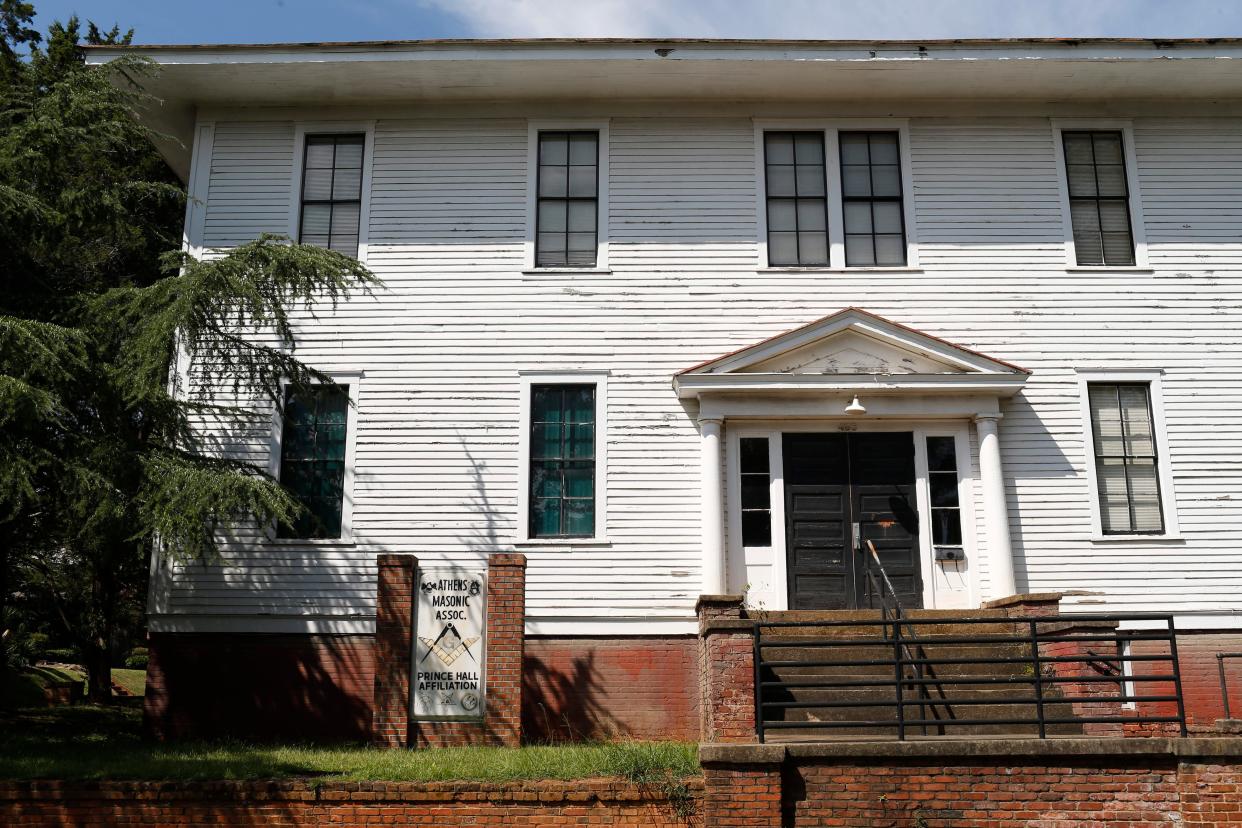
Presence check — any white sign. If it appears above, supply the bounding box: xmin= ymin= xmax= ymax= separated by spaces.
xmin=413 ymin=567 xmax=486 ymax=720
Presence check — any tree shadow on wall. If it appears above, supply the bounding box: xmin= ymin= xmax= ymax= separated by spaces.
xmin=522 ymin=649 xmax=629 ymax=743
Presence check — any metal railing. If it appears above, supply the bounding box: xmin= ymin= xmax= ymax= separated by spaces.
xmin=1217 ymin=652 xmax=1242 ymax=720
xmin=753 ymin=546 xmax=1188 ymax=742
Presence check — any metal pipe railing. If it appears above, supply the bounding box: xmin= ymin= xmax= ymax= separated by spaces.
xmin=1217 ymin=652 xmax=1242 ymax=720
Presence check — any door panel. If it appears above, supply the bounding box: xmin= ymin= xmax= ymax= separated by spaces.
xmin=783 ymin=434 xmax=853 ymax=610
xmin=782 ymin=431 xmax=922 ymax=610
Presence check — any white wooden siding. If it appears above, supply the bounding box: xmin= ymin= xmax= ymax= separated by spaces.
xmin=157 ymin=111 xmax=1242 ymax=632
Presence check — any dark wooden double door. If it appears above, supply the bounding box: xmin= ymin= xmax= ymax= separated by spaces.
xmin=784 ymin=432 xmax=922 ymax=610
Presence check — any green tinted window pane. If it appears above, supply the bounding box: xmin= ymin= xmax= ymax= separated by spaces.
xmin=566 ymin=386 xmax=595 ymax=424
xmin=531 ymin=387 xmax=563 ymax=423
xmin=564 ymin=466 xmax=594 ymax=498
xmin=278 ymin=385 xmax=349 ymax=539
xmin=568 ymin=423 xmax=595 ymax=459
xmin=530 ymin=499 xmax=562 ymax=538
xmin=531 ymin=422 xmax=563 ymax=460
xmin=564 ymin=500 xmax=595 ymax=536
xmin=532 ymin=463 xmax=562 ymax=498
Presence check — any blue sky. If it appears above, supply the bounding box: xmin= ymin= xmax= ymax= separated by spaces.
xmin=28 ymin=0 xmax=1242 ymax=43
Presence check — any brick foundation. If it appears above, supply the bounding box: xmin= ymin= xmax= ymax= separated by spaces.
xmin=0 ymin=779 xmax=701 ymax=827
xmin=143 ymin=633 xmax=375 ymax=742
xmin=697 ymin=595 xmax=756 ymax=743
xmin=523 ymin=636 xmax=699 ymax=742
xmin=701 ymin=740 xmax=1242 ymax=827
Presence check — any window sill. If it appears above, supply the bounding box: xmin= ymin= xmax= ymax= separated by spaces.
xmin=1089 ymin=534 xmax=1184 ymax=544
xmin=522 ymin=268 xmax=613 ymax=275
xmin=514 ymin=537 xmax=613 ymax=549
xmin=1066 ymin=266 xmax=1154 ymax=274
xmin=758 ymin=266 xmax=924 ymax=273
xmin=266 ymin=537 xmax=357 ymax=548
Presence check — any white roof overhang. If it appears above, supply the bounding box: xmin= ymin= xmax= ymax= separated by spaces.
xmin=84 ymin=37 xmax=1242 ymax=180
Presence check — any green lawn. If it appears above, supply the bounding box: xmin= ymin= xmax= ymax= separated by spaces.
xmin=110 ymin=668 xmax=146 ymax=697
xmin=0 ymin=705 xmax=699 ymax=783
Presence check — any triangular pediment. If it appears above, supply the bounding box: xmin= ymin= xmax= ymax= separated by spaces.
xmin=680 ymin=308 xmax=1027 ymax=378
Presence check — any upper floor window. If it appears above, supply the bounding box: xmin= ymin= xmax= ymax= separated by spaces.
xmin=299 ymin=134 xmax=364 ymax=258
xmin=536 ymin=131 xmax=599 ymax=268
xmin=1062 ymin=130 xmax=1135 ymax=267
xmin=529 ymin=384 xmax=596 ymax=538
xmin=277 ymin=384 xmax=350 ymax=539
xmin=840 ymin=131 xmax=906 ymax=267
xmin=763 ymin=132 xmax=829 ymax=266
xmin=1087 ymin=382 xmax=1163 ymax=534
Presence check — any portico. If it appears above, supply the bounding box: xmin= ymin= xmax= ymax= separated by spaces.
xmin=674 ymin=308 xmax=1028 ymax=610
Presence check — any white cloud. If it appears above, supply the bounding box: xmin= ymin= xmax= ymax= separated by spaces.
xmin=416 ymin=0 xmax=1242 ymax=40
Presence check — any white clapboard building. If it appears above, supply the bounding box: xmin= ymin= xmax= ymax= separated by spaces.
xmin=87 ymin=38 xmax=1242 ymax=741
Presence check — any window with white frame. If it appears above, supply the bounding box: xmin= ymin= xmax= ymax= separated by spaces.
xmin=1086 ymin=382 xmax=1164 ymax=534
xmin=1061 ymin=130 xmax=1135 ymax=267
xmin=757 ymin=123 xmax=916 ymax=270
xmin=738 ymin=437 xmax=773 ymax=547
xmin=925 ymin=435 xmax=963 ymax=547
xmin=517 ymin=372 xmax=610 ymax=542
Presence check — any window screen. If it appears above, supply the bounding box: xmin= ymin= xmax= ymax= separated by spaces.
xmin=763 ymin=132 xmax=829 ymax=266
xmin=840 ymin=131 xmax=907 ymax=266
xmin=1088 ymin=383 xmax=1163 ymax=534
xmin=926 ymin=436 xmax=963 ymax=546
xmin=299 ymin=134 xmax=364 ymax=258
xmin=739 ymin=437 xmax=772 ymax=547
xmin=277 ymin=385 xmax=349 ymax=539
xmin=1062 ymin=131 xmax=1135 ymax=266
xmin=536 ymin=131 xmax=599 ymax=268
xmin=529 ymin=384 xmax=596 ymax=538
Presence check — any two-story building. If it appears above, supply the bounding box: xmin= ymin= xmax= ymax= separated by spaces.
xmin=87 ymin=37 xmax=1242 ymax=742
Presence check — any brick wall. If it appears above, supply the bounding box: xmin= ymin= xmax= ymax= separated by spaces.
xmin=700 ymin=741 xmax=1242 ymax=828
xmin=1134 ymin=631 xmax=1242 ymax=731
xmin=144 ymin=633 xmax=375 ymax=742
xmin=523 ymin=636 xmax=699 ymax=742
xmin=412 ymin=553 xmax=527 ymax=748
xmin=372 ymin=554 xmax=416 ymax=747
xmin=697 ymin=595 xmax=756 ymax=744
xmin=0 ymin=779 xmax=700 ymax=827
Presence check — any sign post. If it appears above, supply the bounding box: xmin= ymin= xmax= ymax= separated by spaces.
xmin=413 ymin=567 xmax=487 ymax=720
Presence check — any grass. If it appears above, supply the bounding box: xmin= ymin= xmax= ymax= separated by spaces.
xmin=110 ymin=668 xmax=146 ymax=697
xmin=0 ymin=705 xmax=700 ymax=783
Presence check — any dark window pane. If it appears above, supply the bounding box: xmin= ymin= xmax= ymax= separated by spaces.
xmin=931 ymin=510 xmax=963 ymax=546
xmin=277 ymin=384 xmax=349 ymax=539
xmin=741 ymin=511 xmax=772 ymax=547
xmin=740 ymin=437 xmax=769 ymax=473
xmin=741 ymin=475 xmax=770 ymax=510
xmin=764 ymin=132 xmax=828 ymax=266
xmin=839 ymin=131 xmax=906 ymax=267
xmin=926 ymin=436 xmax=957 ymax=472
xmin=930 ymin=474 xmax=959 ymax=508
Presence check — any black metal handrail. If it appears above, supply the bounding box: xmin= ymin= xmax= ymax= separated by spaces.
xmin=1217 ymin=652 xmax=1242 ymax=720
xmin=753 ymin=608 xmax=1188 ymax=743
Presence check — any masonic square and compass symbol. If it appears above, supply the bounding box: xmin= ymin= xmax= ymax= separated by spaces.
xmin=419 ymin=621 xmax=480 ymax=667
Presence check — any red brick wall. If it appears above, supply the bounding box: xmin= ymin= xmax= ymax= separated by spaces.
xmin=782 ymin=759 xmax=1242 ymax=827
xmin=702 ymin=764 xmax=781 ymax=827
xmin=1133 ymin=631 xmax=1242 ymax=731
xmin=523 ymin=636 xmax=699 ymax=742
xmin=372 ymin=554 xmax=415 ymax=747
xmin=699 ymin=631 xmax=755 ymax=743
xmin=0 ymin=779 xmax=700 ymax=827
xmin=144 ymin=633 xmax=375 ymax=742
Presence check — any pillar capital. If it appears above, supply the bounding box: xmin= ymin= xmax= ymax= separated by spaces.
xmin=698 ymin=416 xmax=724 ymax=428
xmin=973 ymin=412 xmax=1004 ymax=425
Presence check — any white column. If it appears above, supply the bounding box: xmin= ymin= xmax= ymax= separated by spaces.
xmin=699 ymin=417 xmax=727 ymax=595
xmin=975 ymin=413 xmax=1017 ymax=600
